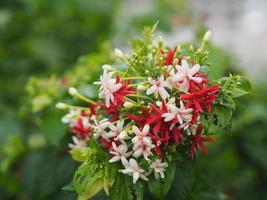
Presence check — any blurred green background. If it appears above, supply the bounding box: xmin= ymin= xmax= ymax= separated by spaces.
xmin=0 ymin=0 xmax=266 ymax=199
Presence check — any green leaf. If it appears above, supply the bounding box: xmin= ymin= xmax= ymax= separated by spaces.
xmin=40 ymin=108 xmax=67 ymax=146
xmin=62 ymin=181 xmax=75 ymax=192
xmin=74 ymin=159 xmax=104 ymax=200
xmin=215 ymin=106 xmax=233 ymax=129
xmin=230 ymin=88 xmax=248 ymax=98
xmin=148 ymin=162 xmax=176 ymax=200
xmin=133 ymin=181 xmax=144 ymax=200
xmin=69 ymin=147 xmax=95 ymax=162
xmin=110 ymin=174 xmax=133 ymax=200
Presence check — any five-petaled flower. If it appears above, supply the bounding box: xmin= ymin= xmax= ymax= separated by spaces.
xmin=171 ymin=59 xmax=203 ymax=92
xmin=119 ymin=158 xmax=148 ymax=184
xmin=94 ymin=70 xmax=122 ymax=108
xmin=149 ymin=159 xmax=168 ymax=179
xmin=161 ymin=101 xmax=193 ymax=130
xmin=109 ymin=141 xmax=132 ymax=165
xmin=146 ymin=76 xmax=172 ymax=99
xmin=131 ymin=124 xmax=155 ymax=160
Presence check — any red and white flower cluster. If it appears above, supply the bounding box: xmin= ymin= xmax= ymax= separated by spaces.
xmin=58 ymin=42 xmax=221 ymax=184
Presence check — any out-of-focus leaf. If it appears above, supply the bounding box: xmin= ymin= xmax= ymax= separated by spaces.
xmin=148 ymin=162 xmax=176 ymax=200
xmin=40 ymin=108 xmax=67 ymax=146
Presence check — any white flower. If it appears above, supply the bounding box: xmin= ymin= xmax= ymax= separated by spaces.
xmin=68 ymin=136 xmax=87 ymax=149
xmin=131 ymin=124 xmax=155 ymax=160
xmin=109 ymin=141 xmax=132 ymax=165
xmin=146 ymin=76 xmax=172 ymax=99
xmin=106 ymin=120 xmax=125 ymax=139
xmin=171 ymin=59 xmax=202 ymax=92
xmin=61 ymin=109 xmax=81 ymax=125
xmin=91 ymin=116 xmax=110 ymax=138
xmin=94 ymin=70 xmax=122 ymax=108
xmin=119 ymin=158 xmax=148 ymax=184
xmin=149 ymin=159 xmax=168 ymax=179
xmin=161 ymin=101 xmax=193 ymax=129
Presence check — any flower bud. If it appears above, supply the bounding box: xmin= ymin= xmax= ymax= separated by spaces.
xmin=118 ymin=131 xmax=128 ymax=139
xmin=114 ymin=48 xmax=124 ymax=58
xmin=123 ymin=101 xmax=133 ymax=108
xmin=203 ymin=30 xmax=212 ymax=42
xmin=158 ymin=35 xmax=163 ymax=46
xmin=68 ymin=87 xmax=78 ymax=96
xmin=56 ymin=102 xmax=67 ymax=109
xmin=137 ymin=85 xmax=146 ymax=91
xmin=102 ymin=64 xmax=113 ymax=71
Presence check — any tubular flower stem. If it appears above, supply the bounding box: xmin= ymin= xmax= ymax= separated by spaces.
xmin=126 ymin=94 xmax=154 ymax=101
xmin=56 ymin=103 xmax=90 ymax=111
xmin=122 ymin=77 xmax=146 ymax=80
xmin=68 ymin=87 xmax=97 ymax=105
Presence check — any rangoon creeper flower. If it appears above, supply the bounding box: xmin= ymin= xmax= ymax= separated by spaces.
xmin=109 ymin=141 xmax=132 ymax=165
xmin=106 ymin=120 xmax=125 ymax=139
xmin=68 ymin=136 xmax=87 ymax=149
xmin=131 ymin=124 xmax=155 ymax=160
xmin=172 ymin=59 xmax=202 ymax=92
xmin=119 ymin=158 xmax=148 ymax=184
xmin=149 ymin=159 xmax=168 ymax=179
xmin=91 ymin=116 xmax=110 ymax=138
xmin=146 ymin=75 xmax=172 ymax=99
xmin=162 ymin=101 xmax=193 ymax=129
xmin=94 ymin=70 xmax=122 ymax=108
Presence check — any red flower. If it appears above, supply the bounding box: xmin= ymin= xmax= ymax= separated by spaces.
xmin=172 ymin=127 xmax=184 ymax=144
xmin=162 ymin=47 xmax=177 ymax=65
xmin=101 ymin=138 xmax=113 ymax=151
xmin=114 ymin=76 xmax=135 ymax=105
xmin=127 ymin=108 xmax=151 ymax=128
xmin=70 ymin=116 xmax=91 ymax=141
xmin=190 ymin=125 xmax=215 ymax=158
xmin=181 ymin=84 xmax=220 ymax=123
xmin=102 ymin=102 xmax=120 ymax=122
xmin=88 ymin=102 xmax=98 ymax=117
xmin=147 ymin=101 xmax=168 ymax=134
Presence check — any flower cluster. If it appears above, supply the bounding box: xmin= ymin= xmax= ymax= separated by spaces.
xmin=56 ymin=27 xmax=248 ymax=199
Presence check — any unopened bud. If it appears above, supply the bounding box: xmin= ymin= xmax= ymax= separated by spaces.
xmin=123 ymin=101 xmax=133 ymax=108
xmin=137 ymin=85 xmax=146 ymax=91
xmin=102 ymin=64 xmax=113 ymax=71
xmin=158 ymin=35 xmax=163 ymax=45
xmin=56 ymin=102 xmax=67 ymax=109
xmin=68 ymin=87 xmax=78 ymax=96
xmin=203 ymin=30 xmax=212 ymax=42
xmin=114 ymin=48 xmax=124 ymax=58
xmin=118 ymin=131 xmax=128 ymax=139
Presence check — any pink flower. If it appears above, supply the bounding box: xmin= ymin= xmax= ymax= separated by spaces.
xmin=106 ymin=120 xmax=125 ymax=139
xmin=161 ymin=101 xmax=193 ymax=129
xmin=146 ymin=76 xmax=172 ymax=99
xmin=171 ymin=59 xmax=202 ymax=92
xmin=109 ymin=141 xmax=131 ymax=165
xmin=94 ymin=70 xmax=122 ymax=108
xmin=68 ymin=136 xmax=87 ymax=149
xmin=149 ymin=159 xmax=168 ymax=179
xmin=131 ymin=124 xmax=155 ymax=160
xmin=119 ymin=158 xmax=148 ymax=184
